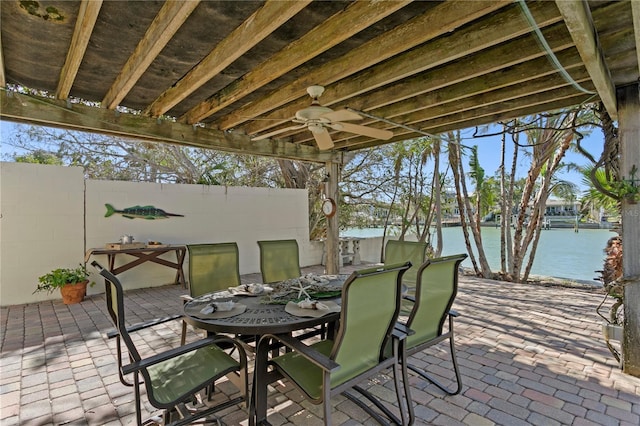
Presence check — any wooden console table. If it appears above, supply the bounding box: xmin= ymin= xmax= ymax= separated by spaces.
xmin=85 ymin=245 xmax=187 ymax=287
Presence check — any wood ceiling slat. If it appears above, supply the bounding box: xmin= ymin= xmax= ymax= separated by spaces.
xmin=142 ymin=0 xmax=310 ymax=118
xmin=1 ymin=1 xmax=636 ymax=155
xmin=0 ymin=90 xmax=340 ymax=163
xmin=354 ymin=48 xmax=585 ymax=124
xmin=216 ymin=0 xmax=511 ymax=131
xmin=424 ymin=93 xmax=595 ymax=136
xmin=179 ymin=0 xmax=412 ymax=125
xmin=101 ymin=0 xmax=200 ymax=110
xmin=631 ymin=1 xmax=640 ymax=76
xmin=287 ymin=20 xmax=577 ymax=146
xmin=337 ymin=92 xmax=594 ymax=150
xmin=0 ymin=33 xmax=5 ymax=87
xmin=345 ymin=94 xmax=594 ymax=151
xmin=556 ymin=0 xmax=617 ymax=120
xmin=244 ymin=0 xmax=565 ymax=137
xmin=324 ymin=66 xmax=592 ymax=146
xmin=330 ymin=73 xmax=593 ymax=146
xmin=56 ymin=0 xmax=103 ymax=100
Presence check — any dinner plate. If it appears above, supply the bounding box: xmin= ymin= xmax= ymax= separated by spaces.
xmin=185 ymin=301 xmax=247 ymax=319
xmin=308 ymin=290 xmax=342 ymax=299
xmin=228 ymin=284 xmax=273 ymax=296
xmin=285 ymin=300 xmax=341 ymax=318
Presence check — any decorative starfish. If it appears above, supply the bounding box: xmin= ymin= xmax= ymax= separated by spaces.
xmin=290 ymin=280 xmax=312 ymax=299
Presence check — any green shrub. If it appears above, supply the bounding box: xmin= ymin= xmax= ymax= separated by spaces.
xmin=34 ymin=264 xmax=94 ymax=294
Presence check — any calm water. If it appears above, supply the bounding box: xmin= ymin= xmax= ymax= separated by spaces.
xmin=342 ymin=227 xmax=614 ymax=284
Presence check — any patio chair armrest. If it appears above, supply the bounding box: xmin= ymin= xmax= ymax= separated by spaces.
xmin=261 ymin=333 xmax=340 ymax=373
xmin=106 ymin=314 xmax=182 ymax=339
xmin=122 ymin=335 xmax=243 ymax=375
xmin=393 ymin=322 xmax=414 ymax=339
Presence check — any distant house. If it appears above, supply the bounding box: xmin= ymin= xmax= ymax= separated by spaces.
xmin=544 ymin=199 xmax=580 ymax=216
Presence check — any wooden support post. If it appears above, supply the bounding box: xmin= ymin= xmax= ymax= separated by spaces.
xmin=325 ymin=162 xmax=340 ymax=275
xmin=618 ymin=83 xmax=640 ymax=377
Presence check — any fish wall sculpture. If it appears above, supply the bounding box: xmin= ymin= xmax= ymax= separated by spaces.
xmin=104 ymin=204 xmax=184 ymax=220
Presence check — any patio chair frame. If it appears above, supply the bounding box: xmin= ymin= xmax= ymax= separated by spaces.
xmin=92 ymin=261 xmax=248 ymax=426
xmin=252 ymin=262 xmax=413 ymax=426
xmin=401 ymin=254 xmax=467 ymax=424
xmin=384 ymin=240 xmax=429 ymax=290
xmin=257 ymin=239 xmax=301 ymax=284
xmin=181 ymin=242 xmax=242 ymax=345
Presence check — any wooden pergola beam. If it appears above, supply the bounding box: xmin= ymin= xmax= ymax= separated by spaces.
xmin=143 ymin=0 xmax=310 ymax=117
xmin=345 ymin=49 xmax=586 ymax=130
xmin=555 ymin=0 xmax=618 ymax=120
xmin=180 ymin=0 xmax=411 ymax=124
xmin=632 ymin=1 xmax=640 ymax=76
xmin=336 ymin=92 xmax=593 ymax=150
xmin=292 ymin=21 xmax=576 ymax=145
xmin=56 ymin=0 xmax=103 ymax=100
xmin=0 ymin=32 xmax=5 ymax=87
xmin=0 ymin=91 xmax=342 ymax=164
xmin=102 ymin=0 xmax=200 ymax=109
xmin=326 ymin=70 xmax=592 ymax=147
xmin=216 ymin=0 xmax=511 ymax=131
xmin=618 ymin=83 xmax=640 ymax=376
xmin=243 ymin=1 xmax=565 ymax=137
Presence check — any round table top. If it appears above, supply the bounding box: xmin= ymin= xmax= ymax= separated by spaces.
xmin=183 ymin=296 xmax=340 ymax=335
xmin=182 ymin=277 xmax=346 ymax=335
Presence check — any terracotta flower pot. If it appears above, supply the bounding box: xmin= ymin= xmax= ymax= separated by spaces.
xmin=60 ymin=280 xmax=88 ymax=304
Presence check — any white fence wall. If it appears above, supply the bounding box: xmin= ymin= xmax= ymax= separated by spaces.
xmin=1 ymin=163 xmax=86 ymax=306
xmin=0 ymin=162 xmax=324 ymax=306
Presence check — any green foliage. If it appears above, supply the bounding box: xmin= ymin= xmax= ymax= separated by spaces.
xmin=34 ymin=264 xmax=94 ymax=294
xmin=581 ymin=164 xmax=640 ymax=209
xmin=580 ymin=165 xmax=618 ymax=213
xmin=612 ymin=165 xmax=639 ymax=202
xmin=14 ymin=149 xmax=63 ymax=165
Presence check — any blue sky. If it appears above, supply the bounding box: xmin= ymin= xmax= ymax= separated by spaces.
xmin=454 ymin=125 xmax=602 ymax=192
xmin=1 ymin=119 xmax=602 ymax=192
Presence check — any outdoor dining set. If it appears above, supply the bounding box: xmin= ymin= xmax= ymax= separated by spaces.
xmin=91 ymin=238 xmax=468 ymax=426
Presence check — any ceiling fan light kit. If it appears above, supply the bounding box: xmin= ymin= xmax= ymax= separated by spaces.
xmin=308 ymin=123 xmax=325 ymax=134
xmin=252 ymin=85 xmax=393 ymax=150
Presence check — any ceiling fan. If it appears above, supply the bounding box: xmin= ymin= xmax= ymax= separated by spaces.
xmin=251 ymin=85 xmax=393 ymax=150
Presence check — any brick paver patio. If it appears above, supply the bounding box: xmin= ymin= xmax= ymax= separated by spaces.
xmin=1 ymin=265 xmax=639 ymax=425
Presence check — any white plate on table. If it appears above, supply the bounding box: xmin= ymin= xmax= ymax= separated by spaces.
xmin=185 ymin=301 xmax=247 ymax=319
xmin=228 ymin=284 xmax=273 ymax=296
xmin=285 ymin=300 xmax=341 ymax=318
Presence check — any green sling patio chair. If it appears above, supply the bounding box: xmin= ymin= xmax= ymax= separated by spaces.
xmin=92 ymin=261 xmax=248 ymax=426
xmin=259 ymin=238 xmax=332 ymax=342
xmin=384 ymin=240 xmax=429 ymax=290
xmin=181 ymin=242 xmax=241 ymax=345
xmin=400 ymin=254 xmax=467 ymax=424
xmin=253 ymin=262 xmax=413 ymax=426
xmin=257 ymin=239 xmax=301 ymax=284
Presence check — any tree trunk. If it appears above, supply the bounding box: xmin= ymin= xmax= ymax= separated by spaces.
xmin=448 ymin=133 xmax=492 ymax=277
xmin=432 ymin=140 xmax=443 ymax=257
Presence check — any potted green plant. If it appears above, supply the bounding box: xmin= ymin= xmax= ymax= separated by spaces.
xmin=34 ymin=264 xmax=95 ymax=304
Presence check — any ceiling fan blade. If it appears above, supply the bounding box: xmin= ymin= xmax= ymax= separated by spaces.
xmin=251 ymin=124 xmax=306 ymax=140
xmin=313 ymin=127 xmax=334 ymax=150
xmin=321 ymin=109 xmax=362 ymax=122
xmin=332 ymin=122 xmax=393 ymax=140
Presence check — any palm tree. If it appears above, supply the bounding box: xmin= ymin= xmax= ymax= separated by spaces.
xmin=579 ymin=165 xmax=619 ymax=221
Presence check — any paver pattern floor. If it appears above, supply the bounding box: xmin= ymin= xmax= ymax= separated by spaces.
xmin=1 ymin=264 xmax=639 ymax=425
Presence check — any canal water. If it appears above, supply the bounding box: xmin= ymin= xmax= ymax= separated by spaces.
xmin=342 ymin=227 xmax=615 ymax=284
